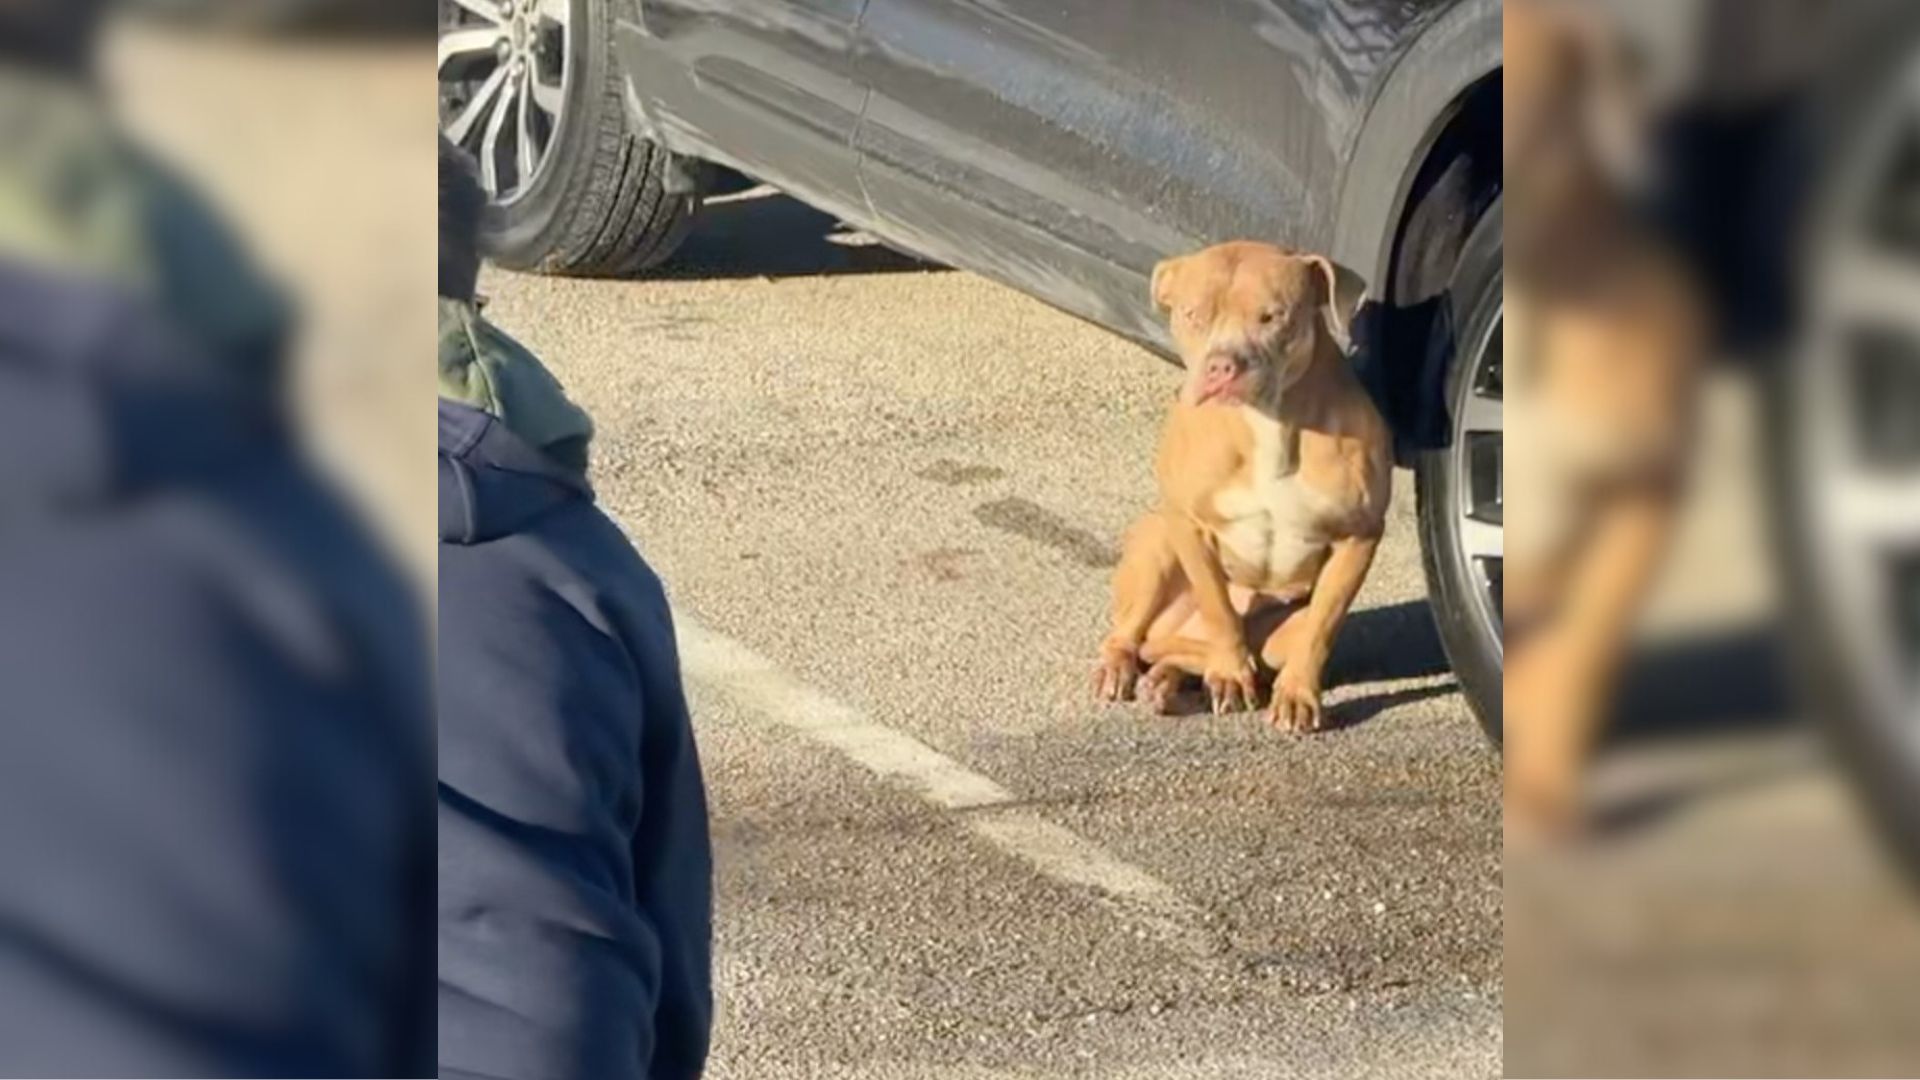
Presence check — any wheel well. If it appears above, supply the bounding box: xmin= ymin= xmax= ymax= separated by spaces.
xmin=1369 ymin=71 xmax=1501 ymax=464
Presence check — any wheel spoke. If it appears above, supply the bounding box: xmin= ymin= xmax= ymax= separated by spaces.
xmin=448 ymin=0 xmax=505 ymax=23
xmin=438 ymin=26 xmax=506 ymax=75
xmin=443 ymin=0 xmax=569 ymax=201
xmin=444 ymin=61 xmax=510 ymax=145
xmin=1461 ymin=516 xmax=1504 ymax=561
xmin=1447 ymin=308 xmax=1507 ymax=642
xmin=1829 ymin=473 xmax=1920 ymax=546
xmin=515 ymin=73 xmax=538 ymax=187
xmin=1823 ymin=246 xmax=1920 ymax=336
xmin=1458 ymin=389 xmax=1502 ymax=433
xmin=479 ymin=77 xmax=517 ymax=195
xmin=531 ymin=72 xmax=565 ymax=116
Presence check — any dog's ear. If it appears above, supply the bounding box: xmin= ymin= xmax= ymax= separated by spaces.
xmin=1150 ymin=254 xmax=1187 ymax=312
xmin=1568 ymin=5 xmax=1651 ymax=190
xmin=1522 ymin=0 xmax=1649 ymax=190
xmin=1303 ymin=254 xmax=1366 ymax=351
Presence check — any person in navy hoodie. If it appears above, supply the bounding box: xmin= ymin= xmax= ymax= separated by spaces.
xmin=436 ymin=135 xmax=714 ymax=1080
xmin=0 ymin=6 xmax=433 ymax=1075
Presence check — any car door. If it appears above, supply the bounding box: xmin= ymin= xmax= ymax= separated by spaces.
xmin=614 ymin=0 xmax=874 ymax=225
xmin=851 ymin=0 xmax=1445 ymax=350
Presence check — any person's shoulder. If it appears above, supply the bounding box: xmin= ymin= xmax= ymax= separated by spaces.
xmin=549 ymin=500 xmax=677 ymax=643
xmin=446 ymin=496 xmax=673 ymax=641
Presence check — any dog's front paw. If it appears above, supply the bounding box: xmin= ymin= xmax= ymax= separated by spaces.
xmin=1202 ymin=648 xmax=1258 ymax=715
xmin=1093 ymin=643 xmax=1141 ymax=703
xmin=1268 ymin=669 xmax=1325 ymax=734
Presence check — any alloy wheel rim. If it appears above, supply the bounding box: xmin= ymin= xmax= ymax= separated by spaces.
xmin=1454 ymin=309 xmax=1505 ymax=659
xmin=438 ymin=0 xmax=573 ymax=203
xmin=1793 ymin=47 xmax=1920 ymax=757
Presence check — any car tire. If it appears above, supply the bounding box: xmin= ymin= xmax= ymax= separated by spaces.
xmin=1766 ymin=14 xmax=1920 ymax=877
xmin=438 ymin=0 xmax=697 ymax=276
xmin=1416 ymin=198 xmax=1505 ymax=745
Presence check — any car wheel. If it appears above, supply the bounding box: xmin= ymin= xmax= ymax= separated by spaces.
xmin=437 ymin=0 xmax=697 ymax=275
xmin=1772 ymin=24 xmax=1919 ymax=875
xmin=1417 ymin=198 xmax=1504 ymax=745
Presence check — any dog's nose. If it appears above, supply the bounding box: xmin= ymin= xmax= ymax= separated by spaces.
xmin=1205 ymin=352 xmax=1247 ymax=378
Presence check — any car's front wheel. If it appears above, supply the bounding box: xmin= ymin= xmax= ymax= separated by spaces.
xmin=437 ymin=0 xmax=697 ymax=275
xmin=1772 ymin=21 xmax=1920 ymax=876
xmin=1417 ymin=198 xmax=1505 ymax=744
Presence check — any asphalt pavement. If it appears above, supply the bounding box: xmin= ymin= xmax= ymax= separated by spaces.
xmin=480 ymin=187 xmax=1504 ymax=1079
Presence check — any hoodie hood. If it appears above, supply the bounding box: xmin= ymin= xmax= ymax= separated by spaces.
xmin=0 ymin=70 xmax=288 ymax=385
xmin=0 ymin=70 xmax=141 ymax=282
xmin=0 ymin=71 xmax=293 ymax=515
xmin=0 ymin=258 xmax=276 ymax=514
xmin=438 ymin=298 xmax=592 ymax=474
xmin=438 ymin=399 xmax=591 ymax=545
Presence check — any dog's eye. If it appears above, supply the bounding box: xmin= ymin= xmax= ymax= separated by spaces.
xmin=1259 ymin=309 xmax=1281 ymax=326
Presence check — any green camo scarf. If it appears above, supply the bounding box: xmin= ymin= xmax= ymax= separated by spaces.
xmin=438 ymin=297 xmax=594 ymax=475
xmin=0 ymin=68 xmax=289 ymax=382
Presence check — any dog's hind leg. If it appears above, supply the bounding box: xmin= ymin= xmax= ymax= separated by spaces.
xmin=1136 ymin=637 xmax=1215 ymax=715
xmin=1096 ymin=511 xmax=1185 ymax=702
xmin=1134 ymin=585 xmax=1288 ymax=714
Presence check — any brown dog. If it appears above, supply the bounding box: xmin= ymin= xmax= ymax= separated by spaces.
xmin=1094 ymin=241 xmax=1388 ymax=732
xmin=1504 ymin=0 xmax=1707 ymax=839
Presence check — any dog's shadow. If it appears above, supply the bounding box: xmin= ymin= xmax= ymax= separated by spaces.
xmin=1583 ymin=623 xmax=1807 ymax=838
xmin=1605 ymin=624 xmax=1795 ymax=742
xmin=1153 ymin=599 xmax=1458 ymax=728
xmin=1324 ymin=599 xmax=1453 ymax=684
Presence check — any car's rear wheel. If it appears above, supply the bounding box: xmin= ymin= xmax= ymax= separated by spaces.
xmin=437 ymin=0 xmax=697 ymax=275
xmin=1417 ymin=199 xmax=1505 ymax=744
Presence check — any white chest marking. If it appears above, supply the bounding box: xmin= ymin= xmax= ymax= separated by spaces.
xmin=1211 ymin=408 xmax=1340 ymax=590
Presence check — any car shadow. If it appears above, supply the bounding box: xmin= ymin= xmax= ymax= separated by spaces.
xmin=652 ymin=185 xmax=945 ymax=281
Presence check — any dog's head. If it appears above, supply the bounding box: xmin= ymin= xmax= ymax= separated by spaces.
xmin=1504 ymin=0 xmax=1650 ymax=199
xmin=1151 ymin=241 xmax=1363 ymax=408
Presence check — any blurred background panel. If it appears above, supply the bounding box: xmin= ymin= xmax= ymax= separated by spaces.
xmin=0 ymin=5 xmax=436 ymax=1075
xmin=1504 ymin=0 xmax=1919 ymax=1076
xmin=129 ymin=0 xmax=431 ymax=35
xmin=105 ymin=2 xmax=436 ymax=581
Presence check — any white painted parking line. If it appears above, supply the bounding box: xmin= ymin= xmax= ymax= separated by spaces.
xmin=674 ymin=615 xmax=1220 ymax=962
